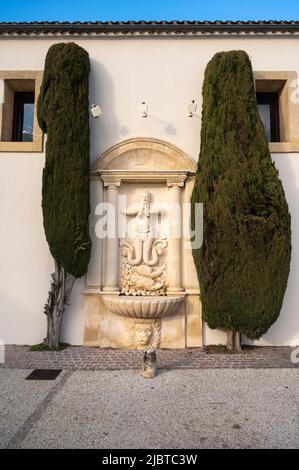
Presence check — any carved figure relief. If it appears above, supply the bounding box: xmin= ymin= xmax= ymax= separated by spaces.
xmin=120 ymin=192 xmax=167 ymax=296
xmin=127 ymin=319 xmax=161 ymax=350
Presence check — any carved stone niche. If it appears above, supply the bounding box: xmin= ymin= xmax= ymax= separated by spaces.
xmin=84 ymin=138 xmax=202 ymax=350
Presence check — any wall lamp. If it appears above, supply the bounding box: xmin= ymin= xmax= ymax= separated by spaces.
xmin=90 ymin=104 xmax=103 ymax=118
xmin=187 ymin=99 xmax=197 ymax=117
xmin=139 ymin=101 xmax=148 ymax=118
xmin=90 ymin=100 xmax=198 ymax=119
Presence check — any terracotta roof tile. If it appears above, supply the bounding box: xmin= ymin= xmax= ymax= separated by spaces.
xmin=0 ymin=21 xmax=299 ymax=36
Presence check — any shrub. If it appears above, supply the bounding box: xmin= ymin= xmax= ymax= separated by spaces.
xmin=37 ymin=43 xmax=91 ymax=348
xmin=191 ymin=50 xmax=291 ymax=349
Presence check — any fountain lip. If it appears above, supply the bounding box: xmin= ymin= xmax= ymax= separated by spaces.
xmin=102 ymin=294 xmax=184 ymax=319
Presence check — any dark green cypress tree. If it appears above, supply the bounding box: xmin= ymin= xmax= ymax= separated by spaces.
xmin=191 ymin=50 xmax=291 ymax=351
xmin=37 ymin=43 xmax=91 ymax=349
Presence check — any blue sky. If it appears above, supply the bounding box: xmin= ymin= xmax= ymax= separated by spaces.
xmin=0 ymin=0 xmax=298 ymax=22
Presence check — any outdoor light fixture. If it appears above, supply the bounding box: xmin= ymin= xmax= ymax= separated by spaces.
xmin=90 ymin=104 xmax=102 ymax=118
xmin=187 ymin=99 xmax=197 ymax=117
xmin=139 ymin=101 xmax=148 ymax=118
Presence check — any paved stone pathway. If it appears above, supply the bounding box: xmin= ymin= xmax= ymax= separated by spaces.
xmin=2 ymin=345 xmax=298 ymax=370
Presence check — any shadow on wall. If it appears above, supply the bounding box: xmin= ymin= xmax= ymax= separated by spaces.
xmin=60 ymin=277 xmax=86 ymax=345
xmin=148 ymin=115 xmax=177 ymax=136
xmin=245 ymin=153 xmax=299 ymax=346
xmin=88 ymin=59 xmax=179 ymax=164
xmin=89 ymin=60 xmax=130 ymax=165
xmin=0 ymin=286 xmax=46 ymax=345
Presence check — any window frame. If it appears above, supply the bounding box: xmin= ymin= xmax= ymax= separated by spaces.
xmin=254 ymin=71 xmax=299 ymax=153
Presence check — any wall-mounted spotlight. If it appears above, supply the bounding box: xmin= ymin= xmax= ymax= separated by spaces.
xmin=187 ymin=99 xmax=197 ymax=117
xmin=139 ymin=101 xmax=148 ymax=118
xmin=90 ymin=104 xmax=103 ymax=118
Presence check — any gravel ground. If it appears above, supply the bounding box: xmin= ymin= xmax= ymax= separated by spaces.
xmin=0 ymin=368 xmax=298 ymax=449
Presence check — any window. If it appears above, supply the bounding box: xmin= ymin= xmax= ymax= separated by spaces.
xmin=256 ymin=92 xmax=280 ymax=142
xmin=12 ymin=91 xmax=35 ymax=142
xmin=0 ymin=71 xmax=43 ymax=152
xmin=254 ymin=71 xmax=299 ymax=153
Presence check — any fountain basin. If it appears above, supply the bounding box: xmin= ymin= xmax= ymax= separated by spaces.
xmin=102 ymin=295 xmax=184 ymax=319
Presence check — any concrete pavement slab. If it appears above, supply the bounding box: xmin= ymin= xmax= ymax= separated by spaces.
xmin=0 ymin=369 xmax=296 ymax=449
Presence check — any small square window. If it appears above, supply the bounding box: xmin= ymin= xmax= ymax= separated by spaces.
xmin=256 ymin=92 xmax=280 ymax=142
xmin=254 ymin=71 xmax=299 ymax=153
xmin=0 ymin=71 xmax=43 ymax=152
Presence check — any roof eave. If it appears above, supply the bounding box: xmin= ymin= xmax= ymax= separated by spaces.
xmin=1 ymin=21 xmax=299 ymax=36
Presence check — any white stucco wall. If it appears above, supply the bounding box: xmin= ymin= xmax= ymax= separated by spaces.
xmin=0 ymin=36 xmax=298 ymax=345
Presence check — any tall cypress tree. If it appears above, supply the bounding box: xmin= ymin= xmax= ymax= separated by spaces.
xmin=191 ymin=50 xmax=291 ymax=351
xmin=37 ymin=43 xmax=91 ymax=349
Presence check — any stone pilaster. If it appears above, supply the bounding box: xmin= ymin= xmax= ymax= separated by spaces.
xmin=166 ymin=177 xmax=186 ymax=293
xmin=101 ymin=176 xmax=121 ymax=292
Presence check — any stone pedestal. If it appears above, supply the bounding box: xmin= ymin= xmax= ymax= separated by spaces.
xmin=141 ymin=350 xmax=157 ymax=379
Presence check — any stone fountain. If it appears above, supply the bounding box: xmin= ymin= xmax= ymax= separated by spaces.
xmin=83 ymin=138 xmax=202 ymax=352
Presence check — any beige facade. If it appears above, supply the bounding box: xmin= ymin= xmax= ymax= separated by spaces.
xmin=0 ymin=22 xmax=299 ymax=347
